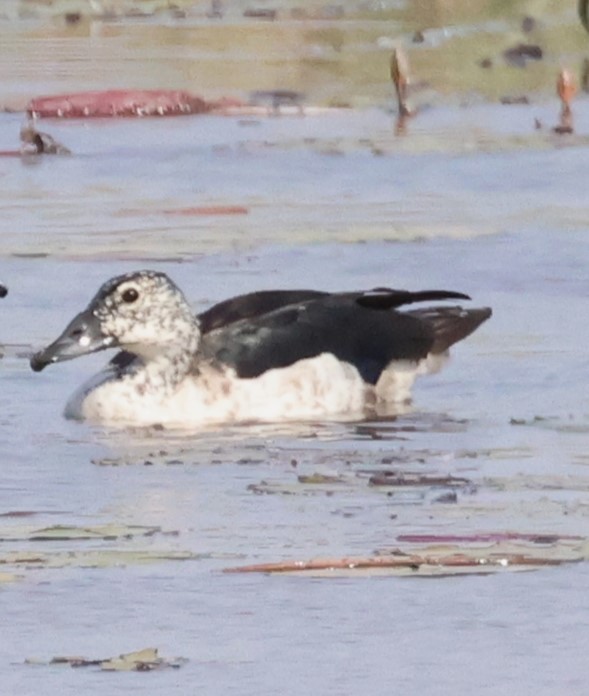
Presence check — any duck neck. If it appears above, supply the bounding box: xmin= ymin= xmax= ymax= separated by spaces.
xmin=124 ymin=321 xmax=200 ymax=397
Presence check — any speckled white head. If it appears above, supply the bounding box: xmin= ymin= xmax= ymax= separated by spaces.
xmin=30 ymin=270 xmax=201 ymax=371
xmin=91 ymin=271 xmax=198 ymax=357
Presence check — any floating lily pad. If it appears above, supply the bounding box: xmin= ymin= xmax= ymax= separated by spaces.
xmin=247 ymin=479 xmax=357 ymax=496
xmin=297 ymin=473 xmax=348 ymax=485
xmin=366 ymin=471 xmax=473 ymax=488
xmin=485 ymin=476 xmax=589 ymax=492
xmin=28 ymin=647 xmax=187 ymax=672
xmin=508 ymin=416 xmax=589 ymax=434
xmin=0 ymin=549 xmax=200 ymax=569
xmin=0 ymin=524 xmax=161 ymax=542
xmin=396 ymin=532 xmax=584 ymax=545
xmin=101 ymin=647 xmax=187 ymax=671
xmin=224 ymin=538 xmax=589 ymax=577
xmin=248 ymin=467 xmax=475 ymax=503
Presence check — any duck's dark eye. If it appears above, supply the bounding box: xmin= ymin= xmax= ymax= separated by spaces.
xmin=122 ymin=288 xmax=139 ymax=304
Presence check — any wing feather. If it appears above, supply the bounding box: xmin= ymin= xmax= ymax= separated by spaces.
xmin=201 ymin=295 xmax=435 ymax=384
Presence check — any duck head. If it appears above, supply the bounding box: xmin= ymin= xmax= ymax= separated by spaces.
xmin=31 ymin=271 xmax=199 ymax=372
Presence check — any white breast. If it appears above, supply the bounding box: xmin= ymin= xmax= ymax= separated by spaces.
xmin=65 ymin=352 xmax=438 ymax=428
xmin=66 ymin=354 xmax=365 ymax=427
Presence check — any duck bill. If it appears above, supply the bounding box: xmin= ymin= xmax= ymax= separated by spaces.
xmin=30 ymin=309 xmax=115 ymax=372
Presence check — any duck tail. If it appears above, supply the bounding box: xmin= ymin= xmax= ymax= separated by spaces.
xmin=406 ymin=306 xmax=492 ymax=354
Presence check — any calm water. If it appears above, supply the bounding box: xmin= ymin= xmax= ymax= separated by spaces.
xmin=2 ymin=3 xmax=589 ymax=694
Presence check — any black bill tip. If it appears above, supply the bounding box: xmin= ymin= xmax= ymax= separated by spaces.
xmin=30 ymin=352 xmax=50 ymax=372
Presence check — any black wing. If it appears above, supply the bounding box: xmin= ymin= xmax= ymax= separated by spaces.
xmin=199 ymin=289 xmax=327 ymax=333
xmin=199 ymin=287 xmax=472 ymax=331
xmin=201 ymin=291 xmax=449 ymax=384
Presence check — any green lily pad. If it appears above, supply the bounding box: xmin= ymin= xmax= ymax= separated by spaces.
xmin=247 ymin=479 xmax=357 ymax=496
xmin=366 ymin=471 xmax=473 ymax=488
xmin=0 ymin=524 xmax=161 ymax=542
xmin=297 ymin=473 xmax=348 ymax=485
xmin=0 ymin=549 xmax=200 ymax=569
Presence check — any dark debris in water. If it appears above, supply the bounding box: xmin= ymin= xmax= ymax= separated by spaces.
xmin=247 ymin=464 xmax=477 ymax=502
xmin=395 ymin=532 xmax=584 ymax=544
xmin=365 ymin=471 xmax=473 ymax=489
xmin=353 ymin=414 xmax=469 ymax=439
xmin=507 ymin=415 xmax=587 ymax=432
xmin=92 ymin=455 xmax=190 ymax=466
xmin=510 ymin=415 xmax=550 ymax=426
xmin=20 ymin=119 xmax=71 ymax=156
xmin=500 ymin=95 xmax=530 ymax=105
xmin=580 ymin=0 xmax=589 ymax=33
xmin=431 ymin=491 xmax=458 ymax=504
xmin=502 ymin=43 xmax=543 ymax=67
xmin=297 ymin=473 xmax=348 ymax=485
xmin=243 ymin=7 xmax=277 ymax=20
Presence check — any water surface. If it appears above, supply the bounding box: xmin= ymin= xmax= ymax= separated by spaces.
xmin=1 ymin=3 xmax=589 ymax=694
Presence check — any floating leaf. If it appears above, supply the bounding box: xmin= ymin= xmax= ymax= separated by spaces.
xmin=51 ymin=656 xmax=102 ymax=667
xmin=396 ymin=532 xmax=584 ymax=545
xmin=366 ymin=471 xmax=472 ymax=488
xmin=247 ymin=480 xmax=356 ymax=496
xmin=163 ymin=206 xmax=249 ymax=217
xmin=0 ymin=549 xmax=200 ymax=569
xmin=101 ymin=648 xmax=160 ymax=672
xmin=297 ymin=473 xmax=348 ymax=485
xmin=224 ymin=538 xmax=589 ymax=577
xmin=29 ymin=648 xmax=187 ymax=672
xmin=0 ymin=524 xmax=161 ymax=542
